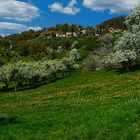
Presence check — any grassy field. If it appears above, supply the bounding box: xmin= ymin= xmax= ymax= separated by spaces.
xmin=0 ymin=70 xmax=140 ymax=140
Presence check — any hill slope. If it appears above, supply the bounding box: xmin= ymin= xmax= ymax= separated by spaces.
xmin=95 ymin=16 xmax=126 ymax=35
xmin=0 ymin=70 xmax=140 ymax=140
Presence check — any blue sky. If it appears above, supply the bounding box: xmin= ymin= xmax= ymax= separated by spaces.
xmin=0 ymin=0 xmax=139 ymax=35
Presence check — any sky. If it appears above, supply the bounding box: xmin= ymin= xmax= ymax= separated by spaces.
xmin=0 ymin=0 xmax=140 ymax=36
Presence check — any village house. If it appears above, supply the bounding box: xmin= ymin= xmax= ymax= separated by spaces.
xmin=81 ymin=29 xmax=87 ymax=35
xmin=46 ymin=31 xmax=65 ymax=37
xmin=40 ymin=30 xmax=78 ymax=38
xmin=66 ymin=32 xmax=78 ymax=38
xmin=73 ymin=32 xmax=78 ymax=37
xmin=66 ymin=32 xmax=73 ymax=37
xmin=109 ymin=28 xmax=121 ymax=33
xmin=40 ymin=30 xmax=65 ymax=38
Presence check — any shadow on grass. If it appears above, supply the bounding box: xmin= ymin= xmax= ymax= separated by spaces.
xmin=0 ymin=80 xmax=51 ymax=94
xmin=0 ymin=73 xmax=71 ymax=94
xmin=105 ymin=64 xmax=140 ymax=75
xmin=116 ymin=64 xmax=140 ymax=75
xmin=0 ymin=115 xmax=19 ymax=126
xmin=0 ymin=87 xmax=14 ymax=93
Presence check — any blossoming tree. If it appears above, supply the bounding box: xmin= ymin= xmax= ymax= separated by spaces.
xmin=105 ymin=5 xmax=140 ymax=70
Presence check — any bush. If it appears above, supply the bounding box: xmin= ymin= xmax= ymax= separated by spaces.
xmin=69 ymin=49 xmax=81 ymax=61
xmin=83 ymin=55 xmax=100 ymax=71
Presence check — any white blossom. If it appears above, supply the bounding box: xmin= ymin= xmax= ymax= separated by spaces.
xmin=104 ymin=4 xmax=140 ymax=68
xmin=125 ymin=4 xmax=140 ymax=31
xmin=69 ymin=49 xmax=81 ymax=60
xmin=0 ymin=56 xmax=77 ymax=88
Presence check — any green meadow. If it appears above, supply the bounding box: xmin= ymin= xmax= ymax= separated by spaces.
xmin=0 ymin=70 xmax=140 ymax=140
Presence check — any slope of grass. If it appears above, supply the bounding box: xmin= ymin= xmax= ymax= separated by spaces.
xmin=0 ymin=70 xmax=140 ymax=140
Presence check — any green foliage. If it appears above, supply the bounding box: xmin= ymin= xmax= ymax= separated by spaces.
xmin=77 ymin=37 xmax=100 ymax=51
xmin=48 ymin=24 xmax=80 ymax=32
xmin=0 ymin=39 xmax=10 ymax=48
xmin=5 ymin=29 xmax=41 ymax=43
xmin=16 ymin=40 xmax=47 ymax=56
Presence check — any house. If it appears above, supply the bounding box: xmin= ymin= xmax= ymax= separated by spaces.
xmin=95 ymin=34 xmax=100 ymax=37
xmin=73 ymin=32 xmax=78 ymax=37
xmin=46 ymin=31 xmax=65 ymax=37
xmin=109 ymin=28 xmax=121 ymax=33
xmin=55 ymin=31 xmax=66 ymax=37
xmin=81 ymin=29 xmax=87 ymax=35
xmin=40 ymin=30 xmax=78 ymax=38
xmin=65 ymin=32 xmax=78 ymax=38
xmin=40 ymin=30 xmax=65 ymax=37
xmin=66 ymin=32 xmax=73 ymax=37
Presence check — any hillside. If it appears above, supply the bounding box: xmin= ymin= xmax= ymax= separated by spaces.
xmin=0 ymin=70 xmax=140 ymax=140
xmin=95 ymin=16 xmax=126 ymax=35
xmin=0 ymin=16 xmax=126 ymax=65
xmin=0 ymin=13 xmax=140 ymax=140
xmin=0 ymin=2 xmax=140 ymax=140
xmin=1 ymin=16 xmax=126 ymax=41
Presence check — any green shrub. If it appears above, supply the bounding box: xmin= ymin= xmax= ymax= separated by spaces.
xmin=83 ymin=55 xmax=100 ymax=71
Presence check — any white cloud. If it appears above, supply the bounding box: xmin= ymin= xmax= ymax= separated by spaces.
xmin=49 ymin=0 xmax=80 ymax=15
xmin=0 ymin=22 xmax=41 ymax=36
xmin=28 ymin=26 xmax=42 ymax=31
xmin=83 ymin=0 xmax=140 ymax=13
xmin=0 ymin=0 xmax=40 ymax=22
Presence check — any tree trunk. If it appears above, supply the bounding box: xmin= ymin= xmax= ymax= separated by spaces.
xmin=5 ymin=81 xmax=9 ymax=89
xmin=121 ymin=61 xmax=132 ymax=70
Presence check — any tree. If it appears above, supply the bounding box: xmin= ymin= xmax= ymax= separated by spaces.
xmin=0 ymin=65 xmax=13 ymax=89
xmin=125 ymin=5 xmax=140 ymax=31
xmin=0 ymin=56 xmax=77 ymax=90
xmin=114 ymin=31 xmax=139 ymax=69
xmin=104 ymin=5 xmax=140 ymax=70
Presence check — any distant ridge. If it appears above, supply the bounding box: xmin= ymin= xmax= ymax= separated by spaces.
xmin=95 ymin=16 xmax=126 ymax=35
xmin=2 ymin=16 xmax=126 ymax=39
